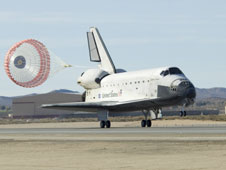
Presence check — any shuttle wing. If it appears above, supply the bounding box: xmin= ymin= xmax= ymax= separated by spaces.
xmin=41 ymin=97 xmax=176 ymax=112
xmin=42 ymin=101 xmax=117 ymax=112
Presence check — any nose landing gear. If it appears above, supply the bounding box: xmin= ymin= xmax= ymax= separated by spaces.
xmin=180 ymin=111 xmax=187 ymax=117
xmin=180 ymin=105 xmax=187 ymax=117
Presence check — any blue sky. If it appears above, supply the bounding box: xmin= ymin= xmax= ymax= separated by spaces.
xmin=0 ymin=0 xmax=226 ymax=96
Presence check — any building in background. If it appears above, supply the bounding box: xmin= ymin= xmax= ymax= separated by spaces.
xmin=12 ymin=92 xmax=82 ymax=118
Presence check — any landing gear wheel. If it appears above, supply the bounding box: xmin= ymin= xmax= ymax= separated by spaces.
xmin=141 ymin=120 xmax=146 ymax=127
xmin=106 ymin=120 xmax=111 ymax=128
xmin=100 ymin=120 xmax=106 ymax=128
xmin=180 ymin=111 xmax=184 ymax=117
xmin=180 ymin=111 xmax=187 ymax=117
xmin=147 ymin=119 xmax=152 ymax=127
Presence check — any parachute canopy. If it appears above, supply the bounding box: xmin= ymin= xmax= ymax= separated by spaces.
xmin=4 ymin=39 xmax=70 ymax=88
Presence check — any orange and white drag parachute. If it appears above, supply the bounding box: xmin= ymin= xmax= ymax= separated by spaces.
xmin=4 ymin=39 xmax=71 ymax=88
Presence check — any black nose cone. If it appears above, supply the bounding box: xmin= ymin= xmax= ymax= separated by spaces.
xmin=177 ymin=81 xmax=196 ymax=99
xmin=186 ymin=86 xmax=196 ymax=99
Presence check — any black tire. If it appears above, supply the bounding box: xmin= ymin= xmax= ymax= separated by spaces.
xmin=141 ymin=120 xmax=146 ymax=127
xmin=100 ymin=120 xmax=106 ymax=128
xmin=180 ymin=111 xmax=184 ymax=117
xmin=147 ymin=119 xmax=152 ymax=127
xmin=184 ymin=111 xmax=187 ymax=117
xmin=106 ymin=120 xmax=111 ymax=128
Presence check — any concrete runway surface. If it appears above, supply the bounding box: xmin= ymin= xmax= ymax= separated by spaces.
xmin=0 ymin=122 xmax=226 ymax=170
xmin=0 ymin=126 xmax=226 ymax=135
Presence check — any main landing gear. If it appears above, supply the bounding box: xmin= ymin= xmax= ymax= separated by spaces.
xmin=100 ymin=120 xmax=111 ymax=128
xmin=141 ymin=119 xmax=152 ymax=127
xmin=98 ymin=110 xmax=111 ymax=128
xmin=141 ymin=110 xmax=152 ymax=128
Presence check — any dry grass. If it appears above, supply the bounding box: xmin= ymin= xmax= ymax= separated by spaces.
xmin=164 ymin=114 xmax=226 ymax=121
xmin=1 ymin=114 xmax=226 ymax=125
xmin=0 ymin=129 xmax=226 ymax=170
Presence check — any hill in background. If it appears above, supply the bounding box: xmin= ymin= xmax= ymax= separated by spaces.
xmin=196 ymin=88 xmax=226 ymax=99
xmin=0 ymin=96 xmax=12 ymax=107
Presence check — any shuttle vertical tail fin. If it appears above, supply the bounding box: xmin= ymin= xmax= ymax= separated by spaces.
xmin=87 ymin=27 xmax=116 ymax=74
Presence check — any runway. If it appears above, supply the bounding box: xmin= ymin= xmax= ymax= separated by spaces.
xmin=1 ymin=123 xmax=226 ymax=170
xmin=1 ymin=126 xmax=226 ymax=135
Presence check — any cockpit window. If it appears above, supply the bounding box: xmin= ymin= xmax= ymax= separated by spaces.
xmin=160 ymin=70 xmax=169 ymax=77
xmin=169 ymin=67 xmax=183 ymax=75
xmin=160 ymin=67 xmax=183 ymax=77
